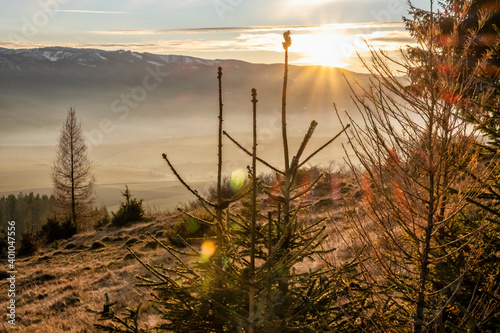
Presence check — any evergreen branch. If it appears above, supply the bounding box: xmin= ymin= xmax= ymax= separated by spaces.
xmin=199 ymin=199 xmax=217 ymax=218
xmin=297 ymin=217 xmax=327 ymax=236
xmin=172 ymin=235 xmax=201 ymax=256
xmin=177 ymin=234 xmax=248 ymax=284
xmin=260 ymin=187 xmax=286 ymax=203
xmin=256 ymin=218 xmax=294 ymax=276
xmin=126 ymin=247 xmax=179 ymax=287
xmin=162 ymin=153 xmax=216 ymax=207
xmin=282 ymin=230 xmax=327 ymax=269
xmin=219 ymin=224 xmax=246 ymax=267
xmin=204 ymin=296 xmax=250 ymax=324
xmin=290 ymin=120 xmax=318 ymax=174
xmin=126 ymin=247 xmax=198 ymax=314
xmin=223 ymin=131 xmax=284 ymax=175
xmin=146 ymin=233 xmax=200 ymax=276
xmin=298 ymin=124 xmax=351 ymax=168
xmin=177 ymin=207 xmax=216 ymax=226
xmin=290 ymin=174 xmax=323 ymax=200
xmin=229 ymin=183 xmax=253 ymax=203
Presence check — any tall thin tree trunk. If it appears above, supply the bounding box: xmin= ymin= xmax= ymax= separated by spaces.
xmin=248 ymin=88 xmax=258 ymax=333
xmin=414 ymin=2 xmax=436 ymax=331
xmin=414 ymin=173 xmax=435 ymax=333
xmin=281 ymin=31 xmax=291 ymax=173
xmin=278 ymin=30 xmax=292 ymax=326
xmin=70 ymin=123 xmax=76 ymax=226
xmin=217 ymin=67 xmax=224 ymax=229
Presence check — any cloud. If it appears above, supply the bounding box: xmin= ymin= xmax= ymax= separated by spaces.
xmin=321 ymin=22 xmax=405 ymax=30
xmin=363 ymin=30 xmax=415 ymax=47
xmin=288 ymin=0 xmax=339 ymax=5
xmin=0 ymin=40 xmax=154 ymax=49
xmin=53 ymin=9 xmax=135 ymax=14
xmin=85 ymin=25 xmax=315 ymax=35
xmin=4 ymin=30 xmax=412 ymax=52
xmin=80 ymin=22 xmax=406 ymax=36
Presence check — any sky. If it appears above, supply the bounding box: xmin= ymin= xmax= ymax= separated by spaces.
xmin=0 ymin=0 xmax=431 ymax=72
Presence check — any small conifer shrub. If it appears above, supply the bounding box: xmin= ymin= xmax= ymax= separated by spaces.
xmin=111 ymin=186 xmax=145 ymax=227
xmin=18 ymin=232 xmax=39 ymax=257
xmin=40 ymin=216 xmax=77 ymax=244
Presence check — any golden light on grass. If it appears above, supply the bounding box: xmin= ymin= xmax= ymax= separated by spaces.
xmin=201 ymin=240 xmax=216 ymax=260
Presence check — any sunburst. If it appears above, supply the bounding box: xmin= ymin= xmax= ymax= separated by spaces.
xmin=292 ymin=32 xmax=357 ymax=68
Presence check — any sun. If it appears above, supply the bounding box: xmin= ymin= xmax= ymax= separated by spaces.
xmin=292 ymin=32 xmax=357 ymax=68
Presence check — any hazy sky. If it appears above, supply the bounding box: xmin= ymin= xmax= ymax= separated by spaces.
xmin=0 ymin=0 xmax=431 ymax=71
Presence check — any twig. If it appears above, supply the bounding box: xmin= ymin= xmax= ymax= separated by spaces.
xmin=162 ymin=153 xmax=216 ymax=208
xmin=298 ymin=124 xmax=351 ymax=168
xmin=223 ymin=131 xmax=284 ymax=175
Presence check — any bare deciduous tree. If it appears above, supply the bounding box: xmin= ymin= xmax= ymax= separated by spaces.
xmin=52 ymin=107 xmax=95 ymax=231
xmin=339 ymin=1 xmax=494 ymax=331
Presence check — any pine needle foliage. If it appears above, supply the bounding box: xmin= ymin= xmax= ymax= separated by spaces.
xmin=92 ymin=293 xmax=147 ymax=333
xmin=94 ymin=31 xmax=367 ymax=332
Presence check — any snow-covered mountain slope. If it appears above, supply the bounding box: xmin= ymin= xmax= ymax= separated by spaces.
xmin=0 ymin=47 xmax=220 ymax=71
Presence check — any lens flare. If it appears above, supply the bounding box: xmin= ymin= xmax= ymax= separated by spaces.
xmin=201 ymin=240 xmax=216 ymax=260
xmin=186 ymin=218 xmax=200 ymax=234
xmin=230 ymin=168 xmax=246 ymax=192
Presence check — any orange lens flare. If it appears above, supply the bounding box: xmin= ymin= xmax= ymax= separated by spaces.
xmin=201 ymin=240 xmax=216 ymax=260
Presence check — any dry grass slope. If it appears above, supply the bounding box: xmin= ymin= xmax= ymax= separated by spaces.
xmin=0 ymin=213 xmax=189 ymax=332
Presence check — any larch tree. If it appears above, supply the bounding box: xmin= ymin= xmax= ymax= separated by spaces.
xmin=52 ymin=107 xmax=95 ymax=231
xmin=406 ymin=0 xmax=500 ymax=329
xmin=339 ymin=0 xmax=496 ymax=331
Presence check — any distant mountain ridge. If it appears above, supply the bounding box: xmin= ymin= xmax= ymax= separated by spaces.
xmin=0 ymin=46 xmax=369 ymax=146
xmin=0 ymin=47 xmax=222 ymax=71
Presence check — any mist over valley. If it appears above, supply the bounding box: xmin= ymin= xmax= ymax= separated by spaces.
xmin=0 ymin=46 xmax=364 ymax=210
